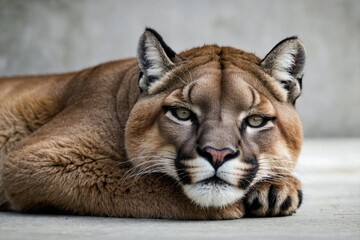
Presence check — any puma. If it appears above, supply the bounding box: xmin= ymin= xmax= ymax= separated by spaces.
xmin=0 ymin=28 xmax=305 ymax=219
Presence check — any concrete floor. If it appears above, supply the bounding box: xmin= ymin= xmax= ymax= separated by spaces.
xmin=0 ymin=138 xmax=359 ymax=240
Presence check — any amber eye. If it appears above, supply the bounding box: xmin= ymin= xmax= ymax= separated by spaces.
xmin=246 ymin=115 xmax=267 ymax=128
xmin=171 ymin=107 xmax=192 ymax=121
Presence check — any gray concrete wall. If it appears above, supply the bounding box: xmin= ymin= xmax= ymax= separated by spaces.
xmin=0 ymin=0 xmax=359 ymax=137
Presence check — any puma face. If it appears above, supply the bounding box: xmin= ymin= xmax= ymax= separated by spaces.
xmin=125 ymin=28 xmax=305 ymax=207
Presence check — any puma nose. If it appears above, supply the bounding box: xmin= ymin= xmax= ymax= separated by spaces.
xmin=197 ymin=146 xmax=240 ymax=169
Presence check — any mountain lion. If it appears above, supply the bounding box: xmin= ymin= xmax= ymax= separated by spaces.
xmin=0 ymin=28 xmax=305 ymax=219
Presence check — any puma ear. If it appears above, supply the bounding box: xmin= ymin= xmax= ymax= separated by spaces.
xmin=261 ymin=37 xmax=306 ymax=104
xmin=137 ymin=28 xmax=180 ymax=92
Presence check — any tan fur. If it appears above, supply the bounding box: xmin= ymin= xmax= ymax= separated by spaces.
xmin=0 ymin=31 xmax=305 ymax=219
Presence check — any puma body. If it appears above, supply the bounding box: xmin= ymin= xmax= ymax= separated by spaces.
xmin=0 ymin=29 xmax=305 ymax=219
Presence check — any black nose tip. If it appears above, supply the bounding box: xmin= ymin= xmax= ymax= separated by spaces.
xmin=196 ymin=146 xmax=240 ymax=169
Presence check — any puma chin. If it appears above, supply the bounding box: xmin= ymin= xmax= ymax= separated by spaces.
xmin=178 ymin=154 xmax=258 ymax=207
xmin=125 ymin=29 xmax=305 ymax=208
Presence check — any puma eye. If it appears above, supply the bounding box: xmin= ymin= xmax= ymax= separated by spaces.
xmin=246 ymin=115 xmax=268 ymax=128
xmin=171 ymin=107 xmax=193 ymax=121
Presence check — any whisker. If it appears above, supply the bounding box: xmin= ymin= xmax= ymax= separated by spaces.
xmin=117 ymin=158 xmax=177 ymax=184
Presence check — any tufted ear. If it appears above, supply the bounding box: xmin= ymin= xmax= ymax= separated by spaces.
xmin=261 ymin=37 xmax=306 ymax=104
xmin=137 ymin=28 xmax=181 ymax=93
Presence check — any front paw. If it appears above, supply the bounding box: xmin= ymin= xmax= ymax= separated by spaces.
xmin=244 ymin=175 xmax=303 ymax=217
xmin=195 ymin=201 xmax=245 ymax=220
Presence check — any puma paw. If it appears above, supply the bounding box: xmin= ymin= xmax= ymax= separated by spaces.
xmin=244 ymin=175 xmax=303 ymax=217
xmin=202 ymin=201 xmax=245 ymax=220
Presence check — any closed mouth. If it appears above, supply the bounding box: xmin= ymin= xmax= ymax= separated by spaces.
xmin=199 ymin=176 xmax=234 ymax=187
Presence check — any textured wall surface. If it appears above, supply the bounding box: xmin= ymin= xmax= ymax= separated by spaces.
xmin=0 ymin=0 xmax=359 ymax=137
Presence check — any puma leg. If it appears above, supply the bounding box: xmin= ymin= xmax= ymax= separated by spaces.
xmin=2 ymin=140 xmax=244 ymax=219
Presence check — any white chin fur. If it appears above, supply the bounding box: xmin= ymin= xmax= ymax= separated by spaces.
xmin=183 ymin=182 xmax=245 ymax=208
